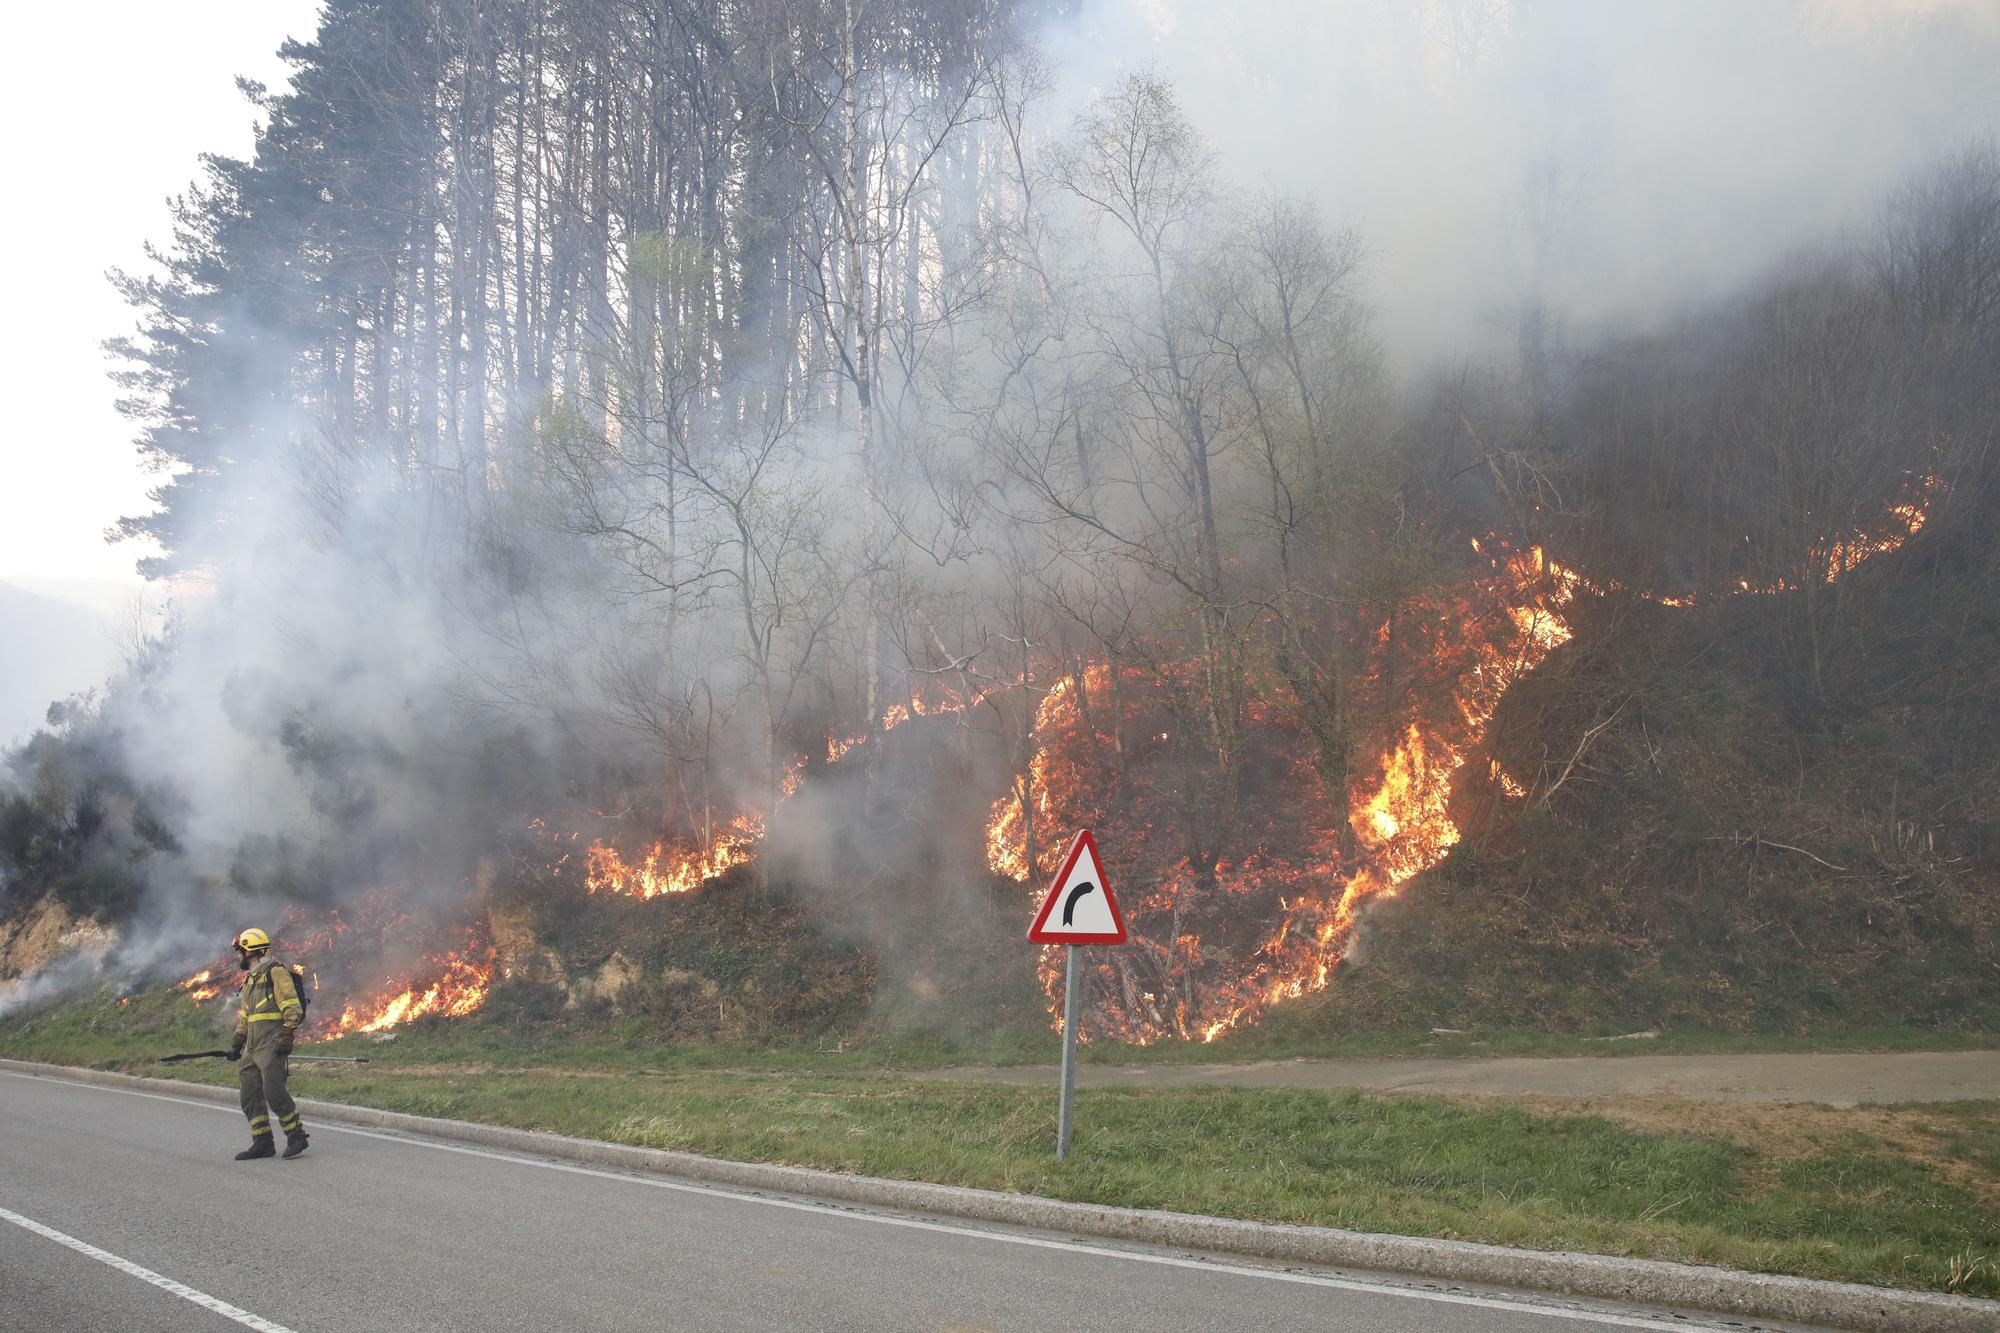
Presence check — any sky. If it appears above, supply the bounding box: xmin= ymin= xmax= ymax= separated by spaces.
xmin=0 ymin=1 xmax=320 ymax=593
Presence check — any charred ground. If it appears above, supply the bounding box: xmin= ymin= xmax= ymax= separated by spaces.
xmin=9 ymin=521 xmax=1996 ymax=1049
xmin=1306 ymin=523 xmax=2000 ymax=1039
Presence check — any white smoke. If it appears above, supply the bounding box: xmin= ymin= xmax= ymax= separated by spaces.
xmin=1042 ymin=0 xmax=2000 ymax=366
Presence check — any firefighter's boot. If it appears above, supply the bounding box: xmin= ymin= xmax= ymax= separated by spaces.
xmin=283 ymin=1129 xmax=309 ymax=1159
xmin=234 ymin=1134 xmax=276 ymax=1161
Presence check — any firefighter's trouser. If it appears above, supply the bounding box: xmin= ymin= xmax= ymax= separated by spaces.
xmin=237 ymin=1038 xmax=302 ymax=1139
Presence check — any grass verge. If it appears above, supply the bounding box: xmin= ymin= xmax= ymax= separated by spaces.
xmin=4 ymin=990 xmax=1996 ymax=1298
xmin=9 ymin=982 xmax=1992 ymax=1075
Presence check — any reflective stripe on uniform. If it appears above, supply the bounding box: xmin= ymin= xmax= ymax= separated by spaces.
xmin=278 ymin=1113 xmax=300 ymax=1132
xmin=239 ymin=962 xmax=301 ymax=1025
xmin=248 ymin=1115 xmax=269 ymax=1131
xmin=268 ymin=966 xmax=302 ymax=1023
xmin=245 ymin=1013 xmax=285 ymax=1022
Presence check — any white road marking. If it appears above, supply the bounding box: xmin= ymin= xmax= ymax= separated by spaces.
xmin=1 ymin=1068 xmax=1760 ymax=1332
xmin=0 ymin=1203 xmax=298 ymax=1332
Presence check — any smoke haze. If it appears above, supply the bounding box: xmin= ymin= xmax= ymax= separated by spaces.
xmin=1047 ymin=0 xmax=2000 ymax=363
xmin=2 ymin=0 xmax=1994 ymax=1033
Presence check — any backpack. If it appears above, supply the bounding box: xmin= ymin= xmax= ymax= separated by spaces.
xmin=265 ymin=960 xmax=311 ymax=1019
xmin=286 ymin=964 xmax=312 ymax=1019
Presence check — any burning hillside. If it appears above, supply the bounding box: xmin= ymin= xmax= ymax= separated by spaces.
xmin=152 ymin=470 xmax=1943 ymax=1049
xmin=174 ymin=891 xmax=494 ymax=1039
xmin=160 ymin=691 xmax=985 ymax=1037
xmin=543 ymin=684 xmax=990 ymax=903
xmin=3 ymin=0 xmax=1992 ymax=1072
xmin=985 ymin=540 xmax=1578 ymax=1043
xmin=578 ymin=818 xmax=763 ymax=900
xmin=984 ymin=463 xmax=1945 ymax=1044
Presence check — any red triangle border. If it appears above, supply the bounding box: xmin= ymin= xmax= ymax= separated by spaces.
xmin=1026 ymin=829 xmax=1127 ymax=945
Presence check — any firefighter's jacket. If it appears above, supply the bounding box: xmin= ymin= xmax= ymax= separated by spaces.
xmin=234 ymin=956 xmax=303 ymax=1051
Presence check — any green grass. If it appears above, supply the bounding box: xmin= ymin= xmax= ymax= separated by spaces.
xmin=1059 ymin=1018 xmax=2000 ymax=1066
xmin=75 ymin=1061 xmax=2000 ymax=1297
xmin=5 ymin=988 xmax=1997 ymax=1297
xmin=6 ymin=982 xmax=1996 ymax=1075
xmin=440 ymin=1010 xmax=1997 ymax=1069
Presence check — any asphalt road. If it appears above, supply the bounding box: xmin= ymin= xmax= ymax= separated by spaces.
xmin=0 ymin=1069 xmax=1829 ymax=1333
xmin=924 ymin=1050 xmax=2000 ymax=1105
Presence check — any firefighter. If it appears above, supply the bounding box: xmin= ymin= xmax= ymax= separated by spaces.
xmin=227 ymin=928 xmax=309 ymax=1160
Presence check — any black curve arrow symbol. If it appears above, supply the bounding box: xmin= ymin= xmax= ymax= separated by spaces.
xmin=1062 ymin=881 xmax=1096 ymax=927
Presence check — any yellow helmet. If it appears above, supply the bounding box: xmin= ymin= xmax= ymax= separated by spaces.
xmin=235 ymin=927 xmax=272 ymax=954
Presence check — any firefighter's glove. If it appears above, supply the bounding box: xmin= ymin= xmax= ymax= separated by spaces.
xmin=275 ymin=1029 xmax=296 ymax=1056
xmin=227 ymin=1038 xmax=245 ymax=1062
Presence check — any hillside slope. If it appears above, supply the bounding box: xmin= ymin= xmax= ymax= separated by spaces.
xmin=1300 ymin=531 xmax=2000 ymax=1037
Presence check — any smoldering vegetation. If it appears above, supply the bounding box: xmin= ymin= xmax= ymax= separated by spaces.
xmin=3 ymin=1 xmax=1997 ymax=1038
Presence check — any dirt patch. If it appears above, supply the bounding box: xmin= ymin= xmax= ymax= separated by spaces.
xmin=1423 ymin=1091 xmax=2000 ymax=1208
xmin=0 ymin=899 xmax=116 ymax=983
xmin=923 ymin=1049 xmax=2000 ymax=1103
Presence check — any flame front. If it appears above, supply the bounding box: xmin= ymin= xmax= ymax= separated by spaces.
xmin=1603 ymin=470 xmax=1945 ymax=605
xmin=986 ymin=542 xmax=1579 ymax=1044
xmin=582 ymin=815 xmax=764 ymax=898
xmin=984 ymin=675 xmax=1072 ymax=884
xmin=322 ymin=948 xmax=495 ymax=1035
xmin=1200 ymin=544 xmax=1578 ymax=1041
xmin=989 ymin=467 xmax=1937 ymax=1044
xmin=172 ymin=891 xmax=496 ymax=1038
xmin=569 ymin=684 xmax=989 ymax=898
xmin=176 ymin=968 xmax=223 ymax=1003
xmin=161 ymin=487 xmax=1933 ymax=1052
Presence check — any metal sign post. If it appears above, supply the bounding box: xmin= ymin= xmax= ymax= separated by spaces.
xmin=1028 ymin=829 xmax=1127 ymax=1162
xmin=1057 ymin=944 xmax=1082 ymax=1160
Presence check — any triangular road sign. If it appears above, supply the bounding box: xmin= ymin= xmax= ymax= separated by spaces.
xmin=1028 ymin=829 xmax=1126 ymax=945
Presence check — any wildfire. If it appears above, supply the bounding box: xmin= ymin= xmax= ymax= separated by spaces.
xmin=984 ymin=675 xmax=1075 ymax=883
xmin=564 ymin=683 xmax=989 ymax=898
xmin=1194 ymin=544 xmax=1577 ymax=1042
xmin=1492 ymin=758 xmax=1529 ymax=800
xmin=887 ymin=689 xmax=987 ymax=728
xmin=832 ymin=688 xmax=984 ymax=765
xmin=1811 ymin=471 xmax=1943 ymax=586
xmin=1600 ymin=469 xmax=1944 ymax=606
xmin=582 ymin=814 xmax=763 ymax=898
xmin=987 ymin=543 xmax=1577 ymax=1044
xmin=176 ymin=682 xmax=1013 ymax=1029
xmin=989 ymin=462 xmax=1939 ymax=1045
xmin=171 ymin=890 xmax=497 ymax=1038
xmin=176 ymin=968 xmax=224 ymax=1003
xmin=321 ymin=948 xmax=495 ymax=1036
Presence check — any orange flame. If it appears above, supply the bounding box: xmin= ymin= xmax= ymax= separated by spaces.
xmin=568 ymin=685 xmax=992 ymax=902
xmin=1595 ymin=470 xmax=1944 ymax=606
xmin=1193 ymin=544 xmax=1577 ymax=1042
xmin=987 ymin=544 xmax=1577 ymax=1044
xmin=322 ymin=949 xmax=495 ymax=1035
xmin=989 ymin=464 xmax=1934 ymax=1045
xmin=984 ymin=675 xmax=1076 ymax=882
xmin=176 ymin=968 xmax=224 ymax=1003
xmin=173 ymin=891 xmax=497 ymax=1038
xmin=581 ymin=815 xmax=763 ymax=898
xmin=830 ymin=686 xmax=986 ymax=766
